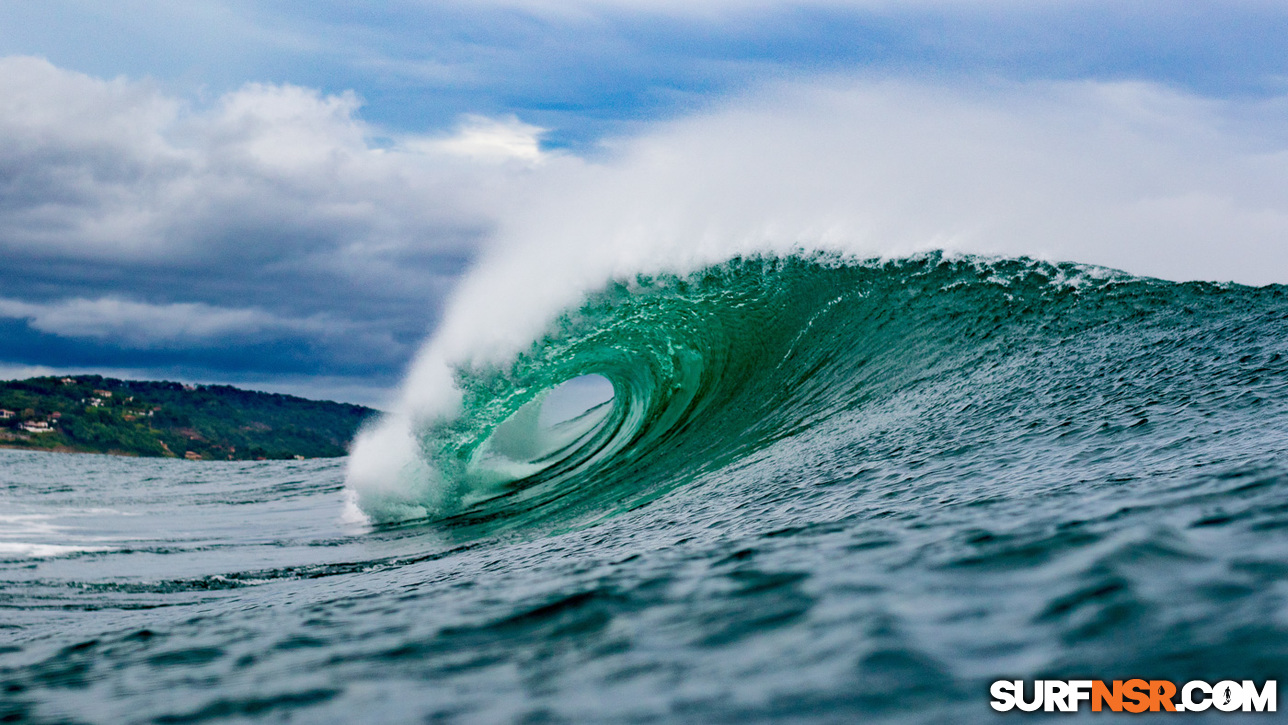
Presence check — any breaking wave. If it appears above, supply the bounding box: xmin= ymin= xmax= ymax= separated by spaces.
xmin=346 ymin=252 xmax=1286 ymax=529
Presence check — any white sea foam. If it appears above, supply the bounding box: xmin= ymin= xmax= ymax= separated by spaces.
xmin=347 ymin=77 xmax=1288 ymax=518
xmin=0 ymin=542 xmax=113 ymax=558
xmin=0 ymin=509 xmax=139 ymax=557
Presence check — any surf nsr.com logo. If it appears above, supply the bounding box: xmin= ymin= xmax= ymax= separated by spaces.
xmin=990 ymin=679 xmax=1276 ymax=713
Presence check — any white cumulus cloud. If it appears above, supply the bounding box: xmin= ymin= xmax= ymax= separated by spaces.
xmin=0 ymin=56 xmax=522 ymax=261
xmin=0 ymin=297 xmax=281 ymax=345
xmin=0 ymin=55 xmax=555 ymax=382
xmin=413 ymin=115 xmax=549 ymax=164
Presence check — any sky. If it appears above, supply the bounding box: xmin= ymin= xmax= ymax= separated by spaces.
xmin=2 ymin=1 xmax=1287 ymax=407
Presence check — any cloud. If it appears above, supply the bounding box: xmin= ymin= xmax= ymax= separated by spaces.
xmin=0 ymin=296 xmax=348 ymax=347
xmin=8 ymin=2 xmax=1288 ymax=156
xmin=0 ymin=55 xmax=552 ymax=388
xmin=0 ymin=57 xmax=493 ymax=261
xmin=0 ymin=297 xmax=269 ymax=344
xmin=414 ymin=115 xmax=549 ymax=164
xmin=455 ymin=0 xmax=911 ymax=17
xmin=4 ymin=53 xmax=1288 ymax=411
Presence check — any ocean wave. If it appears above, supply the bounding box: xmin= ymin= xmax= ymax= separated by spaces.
xmin=347 ymin=252 xmax=1285 ymax=528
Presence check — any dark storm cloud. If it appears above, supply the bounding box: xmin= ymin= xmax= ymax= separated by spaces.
xmin=0 ymin=57 xmax=546 ymax=389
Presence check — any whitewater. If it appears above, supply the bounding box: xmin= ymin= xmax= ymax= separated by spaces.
xmin=5 ymin=80 xmax=1288 ymax=723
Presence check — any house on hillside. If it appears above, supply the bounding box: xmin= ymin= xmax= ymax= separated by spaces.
xmin=20 ymin=421 xmax=53 ymax=433
xmin=0 ymin=409 xmax=13 ymax=420
xmin=93 ymin=390 xmax=113 ymax=398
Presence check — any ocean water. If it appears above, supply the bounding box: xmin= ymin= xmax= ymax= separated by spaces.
xmin=3 ymin=254 xmax=1288 ymax=723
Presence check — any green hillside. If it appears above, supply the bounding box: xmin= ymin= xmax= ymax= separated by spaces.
xmin=0 ymin=375 xmax=378 ymax=460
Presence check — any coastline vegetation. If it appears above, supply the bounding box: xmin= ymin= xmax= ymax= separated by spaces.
xmin=0 ymin=375 xmax=377 ymax=460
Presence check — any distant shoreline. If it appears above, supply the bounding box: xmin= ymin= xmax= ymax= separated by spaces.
xmin=0 ymin=444 xmax=349 ymax=460
xmin=0 ymin=442 xmax=106 ymax=456
xmin=0 ymin=375 xmax=377 ymax=461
